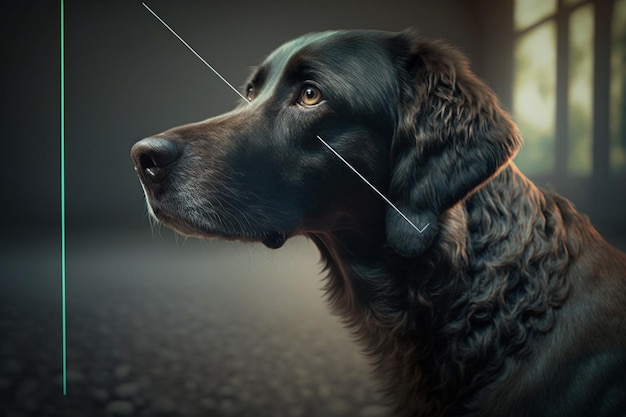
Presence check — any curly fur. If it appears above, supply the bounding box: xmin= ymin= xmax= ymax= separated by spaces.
xmin=317 ymin=164 xmax=582 ymax=415
xmin=309 ymin=33 xmax=626 ymax=416
xmin=133 ymin=29 xmax=626 ymax=416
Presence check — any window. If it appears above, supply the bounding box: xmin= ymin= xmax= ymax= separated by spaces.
xmin=611 ymin=0 xmax=626 ymax=174
xmin=568 ymin=3 xmax=594 ymax=175
xmin=513 ymin=16 xmax=557 ymax=174
xmin=512 ymin=0 xmax=625 ymax=177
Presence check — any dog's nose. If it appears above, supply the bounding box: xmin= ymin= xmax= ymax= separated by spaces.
xmin=131 ymin=137 xmax=180 ymax=183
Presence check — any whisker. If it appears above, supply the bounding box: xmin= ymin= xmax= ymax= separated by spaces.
xmin=142 ymin=2 xmax=248 ymax=103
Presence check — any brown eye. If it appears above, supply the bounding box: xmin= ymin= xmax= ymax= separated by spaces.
xmin=299 ymin=85 xmax=323 ymax=106
xmin=246 ymin=85 xmax=255 ymax=101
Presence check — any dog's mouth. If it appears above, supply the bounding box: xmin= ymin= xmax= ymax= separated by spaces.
xmin=134 ymin=160 xmax=292 ymax=250
xmin=151 ymin=206 xmax=290 ymax=249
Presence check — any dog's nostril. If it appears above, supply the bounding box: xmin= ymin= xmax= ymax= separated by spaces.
xmin=131 ymin=137 xmax=180 ymax=183
xmin=139 ymin=153 xmax=157 ymax=169
xmin=139 ymin=154 xmax=161 ymax=179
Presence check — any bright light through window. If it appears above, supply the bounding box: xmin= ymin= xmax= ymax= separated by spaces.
xmin=514 ymin=0 xmax=556 ymax=30
xmin=611 ymin=0 xmax=626 ymax=173
xmin=568 ymin=3 xmax=594 ymax=175
xmin=513 ymin=22 xmax=556 ymax=174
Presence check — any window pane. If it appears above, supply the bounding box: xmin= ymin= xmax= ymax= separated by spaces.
xmin=515 ymin=0 xmax=557 ymax=31
xmin=514 ymin=23 xmax=557 ymax=175
xmin=564 ymin=0 xmax=587 ymax=6
xmin=568 ymin=3 xmax=594 ymax=175
xmin=611 ymin=0 xmax=626 ymax=173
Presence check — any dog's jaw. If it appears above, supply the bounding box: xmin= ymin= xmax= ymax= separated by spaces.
xmin=143 ymin=197 xmax=291 ymax=248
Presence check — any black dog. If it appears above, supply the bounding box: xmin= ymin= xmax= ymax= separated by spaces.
xmin=131 ymin=30 xmax=626 ymax=416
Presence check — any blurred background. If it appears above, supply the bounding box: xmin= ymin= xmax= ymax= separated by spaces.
xmin=1 ymin=0 xmax=625 ymax=416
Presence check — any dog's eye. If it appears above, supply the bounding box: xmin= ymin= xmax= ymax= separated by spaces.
xmin=246 ymin=85 xmax=255 ymax=101
xmin=299 ymin=85 xmax=323 ymax=106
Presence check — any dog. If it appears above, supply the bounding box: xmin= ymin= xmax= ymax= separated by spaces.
xmin=131 ymin=29 xmax=626 ymax=416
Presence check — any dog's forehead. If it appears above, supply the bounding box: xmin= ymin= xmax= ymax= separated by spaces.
xmin=240 ymin=30 xmax=401 ymax=120
xmin=263 ymin=30 xmax=393 ymax=70
xmin=251 ymin=30 xmax=398 ymax=102
xmin=264 ymin=31 xmax=337 ymax=69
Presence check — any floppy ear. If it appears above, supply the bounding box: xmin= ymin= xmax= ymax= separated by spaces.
xmin=385 ymin=32 xmax=522 ymax=257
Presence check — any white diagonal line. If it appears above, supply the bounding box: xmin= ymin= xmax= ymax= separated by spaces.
xmin=142 ymin=2 xmax=249 ymax=103
xmin=143 ymin=3 xmax=429 ymax=234
xmin=315 ymin=136 xmax=429 ymax=233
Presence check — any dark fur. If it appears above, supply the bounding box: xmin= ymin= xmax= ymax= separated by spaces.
xmin=132 ymin=30 xmax=626 ymax=416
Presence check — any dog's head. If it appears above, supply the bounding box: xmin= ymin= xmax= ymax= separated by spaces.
xmin=131 ymin=30 xmax=521 ymax=255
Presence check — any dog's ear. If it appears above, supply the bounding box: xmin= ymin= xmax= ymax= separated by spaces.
xmin=385 ymin=31 xmax=522 ymax=257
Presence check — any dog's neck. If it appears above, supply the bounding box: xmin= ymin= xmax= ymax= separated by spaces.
xmin=308 ymin=164 xmax=579 ymax=414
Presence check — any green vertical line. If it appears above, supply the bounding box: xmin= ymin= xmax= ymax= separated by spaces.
xmin=61 ymin=0 xmax=67 ymax=397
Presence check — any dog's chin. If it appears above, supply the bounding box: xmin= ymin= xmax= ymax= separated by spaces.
xmin=152 ymin=210 xmax=289 ymax=249
xmin=261 ymin=231 xmax=288 ymax=249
